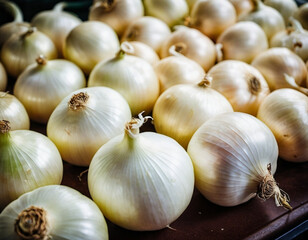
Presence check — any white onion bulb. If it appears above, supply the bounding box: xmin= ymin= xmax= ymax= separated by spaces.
xmin=0 ymin=92 xmax=30 ymax=130
xmin=216 ymin=21 xmax=268 ymax=63
xmin=88 ymin=113 xmax=195 ymax=231
xmin=228 ymin=0 xmax=254 ymax=17
xmin=190 ymin=0 xmax=237 ymax=41
xmin=257 ymin=88 xmax=308 ymax=163
xmin=47 ymin=86 xmax=132 ymax=166
xmin=31 ymin=2 xmax=82 ymax=57
xmin=88 ymin=45 xmax=160 ymax=116
xmin=153 ymin=80 xmax=233 ymax=149
xmin=207 ymin=60 xmax=270 ymax=116
xmin=187 ymin=112 xmax=291 ymax=210
xmin=89 ymin=0 xmax=144 ymax=36
xmin=13 ymin=55 xmax=86 ymax=124
xmin=294 ymin=3 xmax=308 ymax=30
xmin=0 ymin=120 xmax=63 ymax=210
xmin=121 ymin=16 xmax=171 ymax=53
xmin=160 ymin=26 xmax=216 ymax=71
xmin=143 ymin=0 xmax=189 ymax=27
xmin=0 ymin=62 xmax=7 ymax=91
xmin=63 ymin=21 xmax=120 ymax=75
xmin=0 ymin=185 xmax=108 ymax=240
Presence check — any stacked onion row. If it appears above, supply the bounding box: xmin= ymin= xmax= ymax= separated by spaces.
xmin=0 ymin=0 xmax=308 ymax=239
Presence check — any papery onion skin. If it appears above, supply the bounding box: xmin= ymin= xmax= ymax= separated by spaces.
xmin=0 ymin=92 xmax=30 ymax=130
xmin=160 ymin=26 xmax=216 ymax=71
xmin=251 ymin=47 xmax=307 ymax=90
xmin=257 ymin=88 xmax=308 ymax=163
xmin=0 ymin=185 xmax=108 ymax=240
xmin=13 ymin=56 xmax=86 ymax=124
xmin=187 ymin=112 xmax=279 ymax=207
xmin=47 ymin=86 xmax=132 ymax=166
xmin=153 ymin=82 xmax=233 ymax=149
xmin=1 ymin=27 xmax=58 ymax=78
xmin=88 ymin=53 xmax=160 ymax=116
xmin=0 ymin=122 xmax=63 ymax=210
xmin=216 ymin=21 xmax=268 ymax=63
xmin=190 ymin=0 xmax=237 ymax=41
xmin=89 ymin=0 xmax=144 ymax=36
xmin=0 ymin=62 xmax=7 ymax=91
xmin=88 ymin=116 xmax=195 ymax=231
xmin=207 ymin=60 xmax=270 ymax=116
xmin=63 ymin=21 xmax=120 ymax=75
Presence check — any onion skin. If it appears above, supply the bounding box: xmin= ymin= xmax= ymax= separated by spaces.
xmin=257 ymin=88 xmax=308 ymax=163
xmin=228 ymin=0 xmax=254 ymax=17
xmin=0 ymin=62 xmax=7 ymax=91
xmin=295 ymin=3 xmax=308 ymax=30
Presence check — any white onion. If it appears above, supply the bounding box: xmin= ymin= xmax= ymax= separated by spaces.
xmin=0 ymin=92 xmax=30 ymax=130
xmin=0 ymin=185 xmax=108 ymax=240
xmin=0 ymin=120 xmax=63 ymax=210
xmin=13 ymin=55 xmax=86 ymax=124
xmin=294 ymin=2 xmax=308 ymax=30
xmin=88 ymin=113 xmax=195 ymax=231
xmin=0 ymin=62 xmax=7 ymax=91
xmin=228 ymin=0 xmax=254 ymax=17
xmin=257 ymin=88 xmax=308 ymax=163
xmin=187 ymin=112 xmax=291 ymax=210
xmin=47 ymin=86 xmax=132 ymax=166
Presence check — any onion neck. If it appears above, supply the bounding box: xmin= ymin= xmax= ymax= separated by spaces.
xmin=15 ymin=206 xmax=50 ymax=240
xmin=36 ymin=55 xmax=48 ymax=66
xmin=257 ymin=163 xmax=292 ymax=210
xmin=284 ymin=74 xmax=308 ymax=96
xmin=0 ymin=0 xmax=23 ymax=22
xmin=68 ymin=92 xmax=89 ymax=111
xmin=93 ymin=0 xmax=116 ymax=12
xmin=198 ymin=75 xmax=212 ymax=88
xmin=21 ymin=27 xmax=37 ymax=39
xmin=251 ymin=0 xmax=263 ymax=11
xmin=117 ymin=42 xmax=135 ymax=59
xmin=288 ymin=17 xmax=305 ymax=33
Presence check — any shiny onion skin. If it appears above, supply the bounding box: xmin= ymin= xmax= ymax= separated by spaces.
xmin=0 ymin=62 xmax=7 ymax=91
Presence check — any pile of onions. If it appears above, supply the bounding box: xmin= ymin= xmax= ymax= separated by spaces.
xmin=153 ymin=80 xmax=233 ymax=149
xmin=270 ymin=17 xmax=308 ymax=62
xmin=88 ymin=113 xmax=195 ymax=231
xmin=0 ymin=92 xmax=30 ymax=130
xmin=257 ymin=88 xmax=308 ymax=163
xmin=89 ymin=0 xmax=144 ymax=36
xmin=263 ymin=0 xmax=298 ymax=26
xmin=0 ymin=120 xmax=63 ymax=210
xmin=0 ymin=0 xmax=30 ymax=47
xmin=121 ymin=16 xmax=171 ymax=53
xmin=47 ymin=86 xmax=132 ymax=166
xmin=228 ymin=0 xmax=254 ymax=17
xmin=0 ymin=185 xmax=108 ymax=240
xmin=31 ymin=2 xmax=82 ymax=57
xmin=216 ymin=21 xmax=268 ymax=63
xmin=13 ymin=55 xmax=86 ymax=124
xmin=154 ymin=50 xmax=205 ymax=92
xmin=1 ymin=27 xmax=57 ymax=78
xmin=143 ymin=0 xmax=189 ymax=27
xmin=0 ymin=62 xmax=7 ymax=91
xmin=160 ymin=26 xmax=216 ymax=71
xmin=189 ymin=0 xmax=237 ymax=41
xmin=63 ymin=21 xmax=120 ymax=75
xmin=187 ymin=112 xmax=292 ymax=210
xmin=251 ymin=47 xmax=307 ymax=93
xmin=238 ymin=0 xmax=285 ymax=40
xmin=294 ymin=3 xmax=308 ymax=30
xmin=88 ymin=44 xmax=160 ymax=116
xmin=207 ymin=60 xmax=270 ymax=116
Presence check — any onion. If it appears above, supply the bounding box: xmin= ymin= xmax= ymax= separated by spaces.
xmin=88 ymin=113 xmax=195 ymax=231
xmin=187 ymin=112 xmax=291 ymax=210
xmin=0 ymin=92 xmax=30 ymax=130
xmin=216 ymin=21 xmax=268 ymax=63
xmin=31 ymin=2 xmax=82 ymax=57
xmin=251 ymin=47 xmax=308 ymax=93
xmin=207 ymin=60 xmax=270 ymax=116
xmin=160 ymin=26 xmax=216 ymax=71
xmin=294 ymin=2 xmax=308 ymax=30
xmin=121 ymin=16 xmax=171 ymax=53
xmin=153 ymin=80 xmax=233 ymax=149
xmin=257 ymin=88 xmax=308 ymax=163
xmin=0 ymin=62 xmax=7 ymax=91
xmin=0 ymin=185 xmax=108 ymax=240
xmin=0 ymin=120 xmax=63 ymax=210
xmin=143 ymin=0 xmax=189 ymax=27
xmin=13 ymin=55 xmax=86 ymax=124
xmin=88 ymin=44 xmax=160 ymax=116
xmin=228 ymin=0 xmax=254 ymax=17
xmin=47 ymin=86 xmax=132 ymax=166
xmin=89 ymin=0 xmax=144 ymax=36
xmin=63 ymin=21 xmax=120 ymax=75
xmin=1 ymin=27 xmax=58 ymax=78
xmin=190 ymin=0 xmax=237 ymax=41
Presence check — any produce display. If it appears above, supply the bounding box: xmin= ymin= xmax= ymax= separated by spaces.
xmin=0 ymin=0 xmax=307 ymax=239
